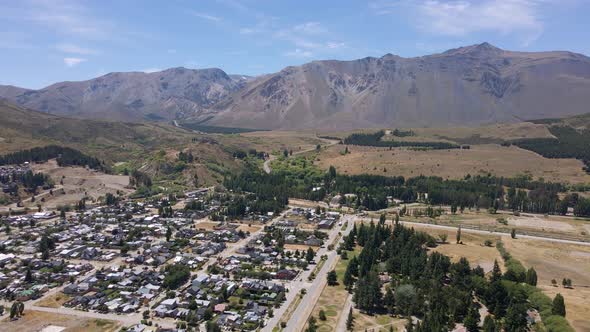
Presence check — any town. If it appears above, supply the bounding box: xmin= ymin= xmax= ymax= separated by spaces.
xmin=0 ymin=175 xmax=347 ymax=332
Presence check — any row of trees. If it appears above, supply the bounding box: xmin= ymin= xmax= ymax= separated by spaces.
xmin=0 ymin=145 xmax=106 ymax=171
xmin=343 ymin=130 xmax=460 ymax=150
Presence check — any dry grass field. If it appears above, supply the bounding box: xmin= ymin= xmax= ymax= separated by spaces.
xmin=416 ymin=227 xmax=504 ymax=273
xmin=0 ymin=310 xmax=119 ymax=332
xmin=412 ymin=122 xmax=555 ymax=142
xmin=316 ymin=144 xmax=590 ymax=185
xmin=395 ymin=209 xmax=590 ymax=242
xmin=33 ymin=160 xmax=132 ymax=208
xmin=503 ymin=238 xmax=590 ymax=332
xmin=34 ymin=293 xmax=72 ymax=308
xmin=218 ymin=130 xmax=327 ymax=156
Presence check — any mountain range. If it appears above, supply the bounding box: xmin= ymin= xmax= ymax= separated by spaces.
xmin=2 ymin=43 xmax=590 ymax=129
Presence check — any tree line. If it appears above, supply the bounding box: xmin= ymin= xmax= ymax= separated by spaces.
xmin=0 ymin=145 xmax=107 ymax=172
xmin=343 ymin=130 xmax=460 ymax=150
xmin=512 ymin=126 xmax=590 ymax=174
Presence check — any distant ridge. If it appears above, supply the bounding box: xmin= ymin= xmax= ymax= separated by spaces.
xmin=2 ymin=43 xmax=590 ymax=129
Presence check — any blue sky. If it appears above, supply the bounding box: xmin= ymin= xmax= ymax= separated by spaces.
xmin=1 ymin=0 xmax=589 ymax=89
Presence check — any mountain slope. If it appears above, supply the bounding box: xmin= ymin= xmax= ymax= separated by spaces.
xmin=0 ymin=67 xmax=242 ymax=122
xmin=3 ymin=43 xmax=590 ymax=129
xmin=204 ymin=43 xmax=590 ymax=129
xmin=0 ymin=100 xmax=191 ymax=158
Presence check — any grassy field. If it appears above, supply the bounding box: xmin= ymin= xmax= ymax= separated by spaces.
xmin=218 ymin=130 xmax=327 ymax=156
xmin=0 ymin=310 xmax=119 ymax=332
xmin=393 ymin=209 xmax=590 ymax=242
xmin=316 ymin=143 xmax=590 ymax=185
xmin=34 ymin=293 xmax=73 ymax=308
xmin=503 ymin=238 xmax=590 ymax=332
xmin=308 ymin=247 xmax=360 ymax=332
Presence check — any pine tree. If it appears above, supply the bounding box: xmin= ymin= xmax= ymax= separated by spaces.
xmin=482 ymin=316 xmax=497 ymax=332
xmin=525 ymin=267 xmax=537 ymax=286
xmin=343 ymin=264 xmax=355 ymax=291
xmin=463 ymin=304 xmax=480 ymax=332
xmin=491 ymin=260 xmax=502 ymax=282
xmin=166 ymin=226 xmax=172 ymax=242
xmin=306 ymin=247 xmax=315 ymax=262
xmin=346 ymin=308 xmax=354 ymax=330
xmin=456 ymin=226 xmax=462 ymax=244
xmin=327 ymin=270 xmax=338 ymax=286
xmin=552 ymin=293 xmax=566 ymax=317
xmin=306 ymin=316 xmax=318 ymax=332
xmin=383 ymin=287 xmax=395 ymax=315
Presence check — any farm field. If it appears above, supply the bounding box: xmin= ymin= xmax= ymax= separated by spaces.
xmin=315 ymin=143 xmax=590 ymax=185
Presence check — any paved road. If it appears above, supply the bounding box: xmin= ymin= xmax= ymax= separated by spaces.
xmin=263 ymin=216 xmax=353 ymax=332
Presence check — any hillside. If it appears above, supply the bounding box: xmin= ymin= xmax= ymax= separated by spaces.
xmin=0 ymin=100 xmax=246 ymax=187
xmin=0 ymin=67 xmax=243 ymax=122
xmin=204 ymin=43 xmax=590 ymax=129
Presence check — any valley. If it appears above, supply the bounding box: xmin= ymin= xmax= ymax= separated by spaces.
xmin=2 ymin=46 xmax=590 ymax=332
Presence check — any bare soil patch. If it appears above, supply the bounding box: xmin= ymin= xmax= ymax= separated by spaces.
xmin=508 ymin=215 xmax=574 ymax=232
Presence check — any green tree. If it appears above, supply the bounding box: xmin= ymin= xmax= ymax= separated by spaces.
xmin=306 ymin=247 xmax=315 ymax=262
xmin=482 ymin=316 xmax=497 ymax=332
xmin=166 ymin=226 xmax=172 ymax=242
xmin=383 ymin=287 xmax=395 ymax=315
xmin=346 ymin=308 xmax=354 ymax=330
xmin=319 ymin=309 xmax=327 ymax=321
xmin=511 ymin=228 xmax=517 ymax=239
xmin=306 ymin=316 xmax=318 ymax=332
xmin=552 ymin=293 xmax=566 ymax=317
xmin=525 ymin=267 xmax=537 ymax=286
xmin=504 ymin=292 xmax=528 ymax=332
xmin=463 ymin=303 xmax=480 ymax=332
xmin=327 ymin=270 xmax=338 ymax=286
xmin=456 ymin=226 xmax=462 ymax=244
xmin=394 ymin=284 xmax=417 ymax=317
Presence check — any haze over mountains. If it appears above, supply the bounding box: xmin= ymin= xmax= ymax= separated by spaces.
xmin=2 ymin=43 xmax=590 ymax=129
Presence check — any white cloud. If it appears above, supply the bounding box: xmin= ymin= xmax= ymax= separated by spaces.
xmin=25 ymin=0 xmax=114 ymax=40
xmin=56 ymin=43 xmax=97 ymax=55
xmin=63 ymin=57 xmax=86 ymax=67
xmin=239 ymin=27 xmax=257 ymax=35
xmin=141 ymin=68 xmax=161 ymax=73
xmin=371 ymin=0 xmax=546 ymax=45
xmin=284 ymin=49 xmax=314 ymax=58
xmin=418 ymin=0 xmax=543 ymax=40
xmin=327 ymin=42 xmax=346 ymax=49
xmin=292 ymin=22 xmax=325 ymax=34
xmin=190 ymin=11 xmax=221 ymax=22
